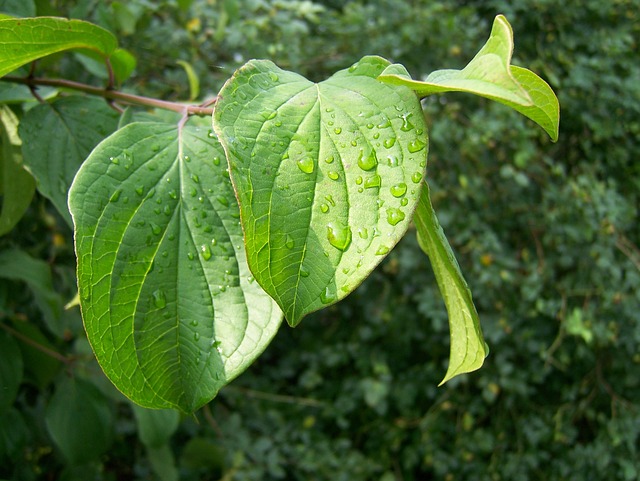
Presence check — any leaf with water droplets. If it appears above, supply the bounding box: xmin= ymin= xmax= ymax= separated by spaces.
xmin=414 ymin=182 xmax=487 ymax=384
xmin=213 ymin=56 xmax=428 ymax=325
xmin=68 ymin=121 xmax=283 ymax=413
xmin=378 ymin=15 xmax=559 ymax=141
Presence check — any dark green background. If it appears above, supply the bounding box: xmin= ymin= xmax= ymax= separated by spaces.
xmin=1 ymin=0 xmax=638 ymax=479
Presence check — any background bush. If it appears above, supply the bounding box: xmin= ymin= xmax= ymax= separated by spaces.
xmin=0 ymin=0 xmax=638 ymax=480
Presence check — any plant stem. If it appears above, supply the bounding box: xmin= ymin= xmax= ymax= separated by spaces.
xmin=0 ymin=321 xmax=74 ymax=366
xmin=1 ymin=75 xmax=216 ymax=116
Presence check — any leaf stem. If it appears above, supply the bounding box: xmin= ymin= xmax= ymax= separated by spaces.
xmin=1 ymin=75 xmax=216 ymax=116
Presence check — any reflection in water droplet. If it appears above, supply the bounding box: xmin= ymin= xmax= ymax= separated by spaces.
xmin=390 ymin=183 xmax=407 ymax=197
xmin=297 ymin=156 xmax=315 ymax=174
xmin=400 ymin=113 xmax=415 ymax=131
xmin=357 ymin=150 xmax=378 ymax=171
xmin=285 ymin=234 xmax=294 ymax=249
xmin=152 ymin=289 xmax=166 ymax=308
xmin=411 ymin=171 xmax=423 ymax=183
xmin=376 ymin=245 xmax=390 ymax=255
xmin=408 ymin=138 xmax=426 ymax=153
xmin=201 ymin=244 xmax=212 ymax=260
xmin=320 ymin=286 xmax=336 ymax=304
xmin=327 ymin=222 xmax=352 ymax=251
xmin=386 ymin=208 xmax=406 ymax=226
xmin=364 ymin=175 xmax=381 ymax=189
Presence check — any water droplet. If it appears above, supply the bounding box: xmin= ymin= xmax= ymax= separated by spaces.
xmin=364 ymin=175 xmax=381 ymax=189
xmin=320 ymin=203 xmax=329 ymax=213
xmin=201 ymin=244 xmax=212 ymax=260
xmin=355 ymin=176 xmax=363 ymax=185
xmin=357 ymin=150 xmax=378 ymax=171
xmin=109 ymin=189 xmax=122 ymax=203
xmin=187 ymin=252 xmax=195 ymax=260
xmin=320 ymin=286 xmax=336 ymax=304
xmin=297 ymin=156 xmax=315 ymax=174
xmin=400 ymin=113 xmax=415 ymax=132
xmin=110 ymin=156 xmax=119 ymax=164
xmin=350 ymin=140 xmax=357 ymax=147
xmin=135 ymin=186 xmax=144 ymax=196
xmin=324 ymin=155 xmax=334 ymax=164
xmin=366 ymin=123 xmax=374 ymax=129
xmin=152 ymin=289 xmax=166 ymax=309
xmin=217 ymin=196 xmax=229 ymax=207
xmin=190 ymin=187 xmax=197 ymax=197
xmin=150 ymin=223 xmax=162 ymax=235
xmin=191 ymin=320 xmax=199 ymax=327
xmin=386 ymin=208 xmax=405 ymax=226
xmin=285 ymin=234 xmax=295 ymax=249
xmin=213 ymin=156 xmax=221 ymax=166
xmin=194 ymin=332 xmax=200 ymax=341
xmin=401 ymin=198 xmax=409 ymax=206
xmin=300 ymin=265 xmax=310 ymax=277
xmin=390 ymin=183 xmax=407 ymax=197
xmin=191 ymin=173 xmax=200 ymax=183
xmin=208 ymin=130 xmax=216 ymax=138
xmin=376 ymin=245 xmax=390 ymax=255
xmin=408 ymin=138 xmax=426 ymax=153
xmin=387 ymin=155 xmax=401 ymax=168
xmin=334 ymin=127 xmax=342 ymax=135
xmin=327 ymin=222 xmax=352 ymax=251
xmin=328 ymin=171 xmax=339 ymax=181
xmin=168 ymin=189 xmax=178 ymax=200
xmin=411 ymin=171 xmax=423 ymax=183
xmin=269 ymin=72 xmax=279 ymax=82
xmin=384 ymin=137 xmax=396 ymax=148
xmin=325 ymin=195 xmax=336 ymax=206
xmin=183 ymin=155 xmax=191 ymax=162
xmin=358 ymin=228 xmax=369 ymax=239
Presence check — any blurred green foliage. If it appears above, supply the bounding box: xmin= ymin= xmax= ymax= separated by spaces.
xmin=0 ymin=0 xmax=638 ymax=479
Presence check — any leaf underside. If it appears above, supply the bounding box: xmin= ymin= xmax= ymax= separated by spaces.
xmin=69 ymin=121 xmax=282 ymax=413
xmin=214 ymin=55 xmax=429 ymax=326
xmin=414 ymin=183 xmax=487 ymax=384
xmin=378 ymin=15 xmax=560 ymax=141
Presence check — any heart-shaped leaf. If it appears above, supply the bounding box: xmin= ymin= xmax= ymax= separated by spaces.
xmin=213 ymin=56 xmax=428 ymax=325
xmin=414 ymin=183 xmax=487 ymax=383
xmin=378 ymin=15 xmax=559 ymax=141
xmin=69 ymin=121 xmax=283 ymax=413
xmin=0 ymin=17 xmax=118 ymax=77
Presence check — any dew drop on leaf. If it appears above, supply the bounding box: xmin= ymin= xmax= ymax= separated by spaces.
xmin=357 ymin=149 xmax=378 ymax=171
xmin=300 ymin=265 xmax=310 ymax=278
xmin=200 ymin=244 xmax=212 ymax=261
xmin=320 ymin=286 xmax=337 ymax=304
xmin=109 ymin=189 xmax=122 ymax=203
xmin=411 ymin=171 xmax=423 ymax=183
xmin=386 ymin=208 xmax=405 ymax=226
xmin=364 ymin=175 xmax=381 ymax=189
xmin=297 ymin=156 xmax=315 ymax=174
xmin=400 ymin=113 xmax=414 ymax=131
xmin=328 ymin=171 xmax=339 ymax=181
xmin=327 ymin=222 xmax=352 ymax=252
xmin=390 ymin=183 xmax=407 ymax=197
xmin=285 ymin=234 xmax=295 ymax=249
xmin=408 ymin=138 xmax=426 ymax=153
xmin=383 ymin=137 xmax=396 ymax=148
xmin=152 ymin=289 xmax=166 ymax=309
xmin=375 ymin=245 xmax=390 ymax=255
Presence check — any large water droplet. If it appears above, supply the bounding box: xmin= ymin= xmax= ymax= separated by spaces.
xmin=364 ymin=175 xmax=381 ymax=189
xmin=297 ymin=156 xmax=315 ymax=174
xmin=383 ymin=137 xmax=396 ymax=149
xmin=324 ymin=155 xmax=334 ymax=164
xmin=327 ymin=222 xmax=352 ymax=252
xmin=357 ymin=149 xmax=378 ymax=171
xmin=400 ymin=113 xmax=415 ymax=131
xmin=390 ymin=183 xmax=407 ymax=198
xmin=285 ymin=234 xmax=295 ymax=249
xmin=334 ymin=127 xmax=342 ymax=135
xmin=408 ymin=138 xmax=426 ymax=153
xmin=328 ymin=171 xmax=339 ymax=181
xmin=320 ymin=286 xmax=336 ymax=304
xmin=109 ymin=189 xmax=122 ymax=203
xmin=376 ymin=245 xmax=390 ymax=256
xmin=152 ymin=289 xmax=166 ymax=309
xmin=201 ymin=244 xmax=212 ymax=260
xmin=386 ymin=208 xmax=405 ymax=226
xmin=411 ymin=171 xmax=423 ymax=183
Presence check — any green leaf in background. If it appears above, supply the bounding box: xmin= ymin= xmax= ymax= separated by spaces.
xmin=45 ymin=376 xmax=113 ymax=465
xmin=132 ymin=404 xmax=180 ymax=448
xmin=0 ymin=105 xmax=35 ymax=236
xmin=0 ymin=17 xmax=117 ymax=77
xmin=0 ymin=0 xmax=36 ymax=18
xmin=378 ymin=15 xmax=559 ymax=141
xmin=414 ymin=183 xmax=487 ymax=384
xmin=0 ymin=329 xmax=23 ymax=411
xmin=19 ymin=96 xmax=120 ymax=226
xmin=177 ymin=60 xmax=200 ymax=101
xmin=214 ymin=56 xmax=428 ymax=325
xmin=69 ymin=121 xmax=283 ymax=412
xmin=0 ymin=249 xmax=64 ymax=337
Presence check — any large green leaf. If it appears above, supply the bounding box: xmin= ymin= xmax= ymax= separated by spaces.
xmin=0 ymin=17 xmax=118 ymax=77
xmin=414 ymin=183 xmax=487 ymax=384
xmin=0 ymin=105 xmax=35 ymax=235
xmin=69 ymin=121 xmax=283 ymax=412
xmin=45 ymin=376 xmax=113 ymax=465
xmin=378 ymin=15 xmax=559 ymax=141
xmin=214 ymin=56 xmax=428 ymax=326
xmin=19 ymin=96 xmax=119 ymax=226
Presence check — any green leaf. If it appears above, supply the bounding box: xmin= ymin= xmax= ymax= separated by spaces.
xmin=378 ymin=15 xmax=559 ymax=141
xmin=0 ymin=17 xmax=118 ymax=77
xmin=177 ymin=59 xmax=200 ymax=101
xmin=132 ymin=404 xmax=180 ymax=448
xmin=19 ymin=96 xmax=119 ymax=226
xmin=0 ymin=408 xmax=29 ymax=461
xmin=45 ymin=376 xmax=113 ymax=465
xmin=0 ymin=249 xmax=64 ymax=336
xmin=68 ymin=121 xmax=283 ymax=413
xmin=213 ymin=56 xmax=428 ymax=325
xmin=147 ymin=445 xmax=179 ymax=481
xmin=8 ymin=320 xmax=62 ymax=388
xmin=0 ymin=329 xmax=23 ymax=411
xmin=414 ymin=183 xmax=487 ymax=384
xmin=0 ymin=0 xmax=36 ymax=18
xmin=0 ymin=105 xmax=35 ymax=235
